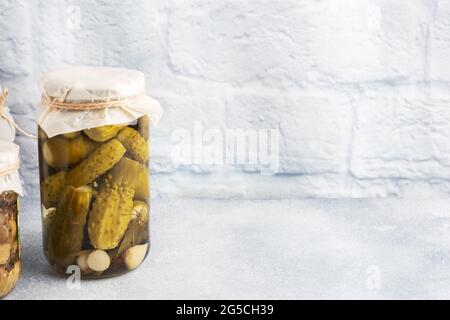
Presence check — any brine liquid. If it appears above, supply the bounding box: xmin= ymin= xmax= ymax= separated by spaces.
xmin=38 ymin=117 xmax=150 ymax=278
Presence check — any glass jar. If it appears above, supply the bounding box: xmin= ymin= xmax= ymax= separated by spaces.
xmin=37 ymin=67 xmax=162 ymax=278
xmin=0 ymin=191 xmax=20 ymax=298
xmin=0 ymin=141 xmax=23 ymax=298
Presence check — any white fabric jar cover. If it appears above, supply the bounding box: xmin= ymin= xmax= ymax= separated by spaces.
xmin=37 ymin=66 xmax=163 ymax=138
xmin=0 ymin=141 xmax=23 ymax=196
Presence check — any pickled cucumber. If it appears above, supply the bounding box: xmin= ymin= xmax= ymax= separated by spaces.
xmin=43 ymin=135 xmax=96 ymax=167
xmin=88 ymin=158 xmax=140 ymax=250
xmin=63 ymin=131 xmax=81 ymax=139
xmin=48 ymin=186 xmax=92 ymax=266
xmin=116 ymin=127 xmax=148 ymax=163
xmin=66 ymin=139 xmax=126 ymax=188
xmin=139 ymin=116 xmax=149 ymax=140
xmin=41 ymin=170 xmax=66 ymax=208
xmin=134 ymin=164 xmax=149 ymax=201
xmin=84 ymin=125 xmax=125 ymax=142
xmin=41 ymin=139 xmax=125 ymax=207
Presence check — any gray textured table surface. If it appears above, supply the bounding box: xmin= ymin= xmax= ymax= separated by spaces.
xmin=5 ymin=197 xmax=450 ymax=300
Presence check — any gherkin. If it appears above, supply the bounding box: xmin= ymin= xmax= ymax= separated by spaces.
xmin=48 ymin=186 xmax=92 ymax=267
xmin=138 ymin=116 xmax=149 ymax=140
xmin=41 ymin=170 xmax=66 ymax=208
xmin=43 ymin=135 xmax=96 ymax=167
xmin=134 ymin=164 xmax=149 ymax=201
xmin=65 ymin=139 xmax=126 ymax=188
xmin=41 ymin=139 xmax=125 ymax=207
xmin=116 ymin=127 xmax=148 ymax=163
xmin=62 ymin=131 xmax=81 ymax=139
xmin=88 ymin=157 xmax=140 ymax=250
xmin=84 ymin=125 xmax=125 ymax=142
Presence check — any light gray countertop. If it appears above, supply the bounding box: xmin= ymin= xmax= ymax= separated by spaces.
xmin=6 ymin=197 xmax=450 ymax=300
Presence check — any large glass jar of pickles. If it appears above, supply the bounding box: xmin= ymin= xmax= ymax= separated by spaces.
xmin=0 ymin=142 xmax=23 ymax=298
xmin=37 ymin=67 xmax=163 ymax=278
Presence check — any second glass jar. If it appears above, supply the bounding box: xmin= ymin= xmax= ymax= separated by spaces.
xmin=38 ymin=117 xmax=150 ymax=278
xmin=0 ymin=191 xmax=20 ymax=298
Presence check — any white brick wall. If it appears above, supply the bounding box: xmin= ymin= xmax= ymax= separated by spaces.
xmin=1 ymin=0 xmax=450 ymax=198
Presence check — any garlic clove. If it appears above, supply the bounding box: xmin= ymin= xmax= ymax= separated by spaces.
xmin=124 ymin=243 xmax=148 ymax=270
xmin=86 ymin=250 xmax=110 ymax=272
xmin=76 ymin=252 xmax=91 ymax=272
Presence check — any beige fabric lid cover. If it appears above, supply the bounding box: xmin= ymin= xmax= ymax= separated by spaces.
xmin=0 ymin=141 xmax=23 ymax=195
xmin=37 ymin=66 xmax=163 ymax=138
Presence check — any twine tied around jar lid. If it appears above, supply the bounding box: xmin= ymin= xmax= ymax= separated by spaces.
xmin=0 ymin=160 xmax=20 ymax=178
xmin=40 ymin=88 xmax=145 ymax=113
xmin=0 ymin=89 xmax=37 ymax=139
xmin=37 ymin=66 xmax=163 ymax=138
